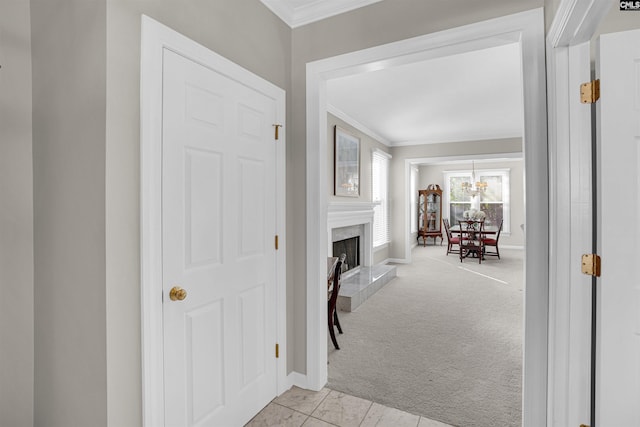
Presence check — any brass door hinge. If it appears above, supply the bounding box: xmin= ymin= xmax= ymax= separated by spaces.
xmin=581 ymin=254 xmax=601 ymax=277
xmin=275 ymin=343 xmax=280 ymax=358
xmin=275 ymin=235 xmax=279 ymax=250
xmin=581 ymin=79 xmax=600 ymax=103
xmin=273 ymin=124 xmax=283 ymax=140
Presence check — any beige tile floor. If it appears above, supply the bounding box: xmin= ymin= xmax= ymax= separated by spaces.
xmin=245 ymin=386 xmax=454 ymax=427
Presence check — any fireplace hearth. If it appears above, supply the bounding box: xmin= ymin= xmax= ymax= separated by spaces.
xmin=326 ymin=202 xmax=396 ymax=311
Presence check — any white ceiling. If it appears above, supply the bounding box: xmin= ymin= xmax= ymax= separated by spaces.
xmin=261 ymin=0 xmax=524 ymax=148
xmin=327 ymin=43 xmax=524 ymax=146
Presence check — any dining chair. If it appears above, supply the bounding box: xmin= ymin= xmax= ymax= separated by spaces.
xmin=482 ymin=219 xmax=503 ymax=259
xmin=443 ymin=218 xmax=460 ymax=255
xmin=458 ymin=219 xmax=484 ymax=264
xmin=328 ymin=253 xmax=346 ymax=350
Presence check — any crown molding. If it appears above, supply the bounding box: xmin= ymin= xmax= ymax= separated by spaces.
xmin=261 ymin=0 xmax=383 ymax=28
xmin=327 ymin=104 xmax=391 ymax=146
xmin=391 ymin=131 xmax=522 ymax=147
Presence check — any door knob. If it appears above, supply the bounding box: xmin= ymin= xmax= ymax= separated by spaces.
xmin=169 ymin=286 xmax=187 ymax=301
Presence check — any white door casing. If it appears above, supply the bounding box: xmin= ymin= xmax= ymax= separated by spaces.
xmin=545 ymin=1 xmax=611 ymax=425
xmin=596 ymin=28 xmax=640 ymax=427
xmin=307 ymin=9 xmax=547 ymax=426
xmin=141 ymin=16 xmax=287 ymax=427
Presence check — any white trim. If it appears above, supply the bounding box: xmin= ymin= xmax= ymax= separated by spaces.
xmin=410 ymin=165 xmax=419 ymax=234
xmin=373 ymin=243 xmax=389 ymax=252
xmin=327 ymin=202 xmax=374 ymax=268
xmin=442 ymin=167 xmax=511 ymax=174
xmin=260 ymin=0 xmax=383 ymax=28
xmin=371 ymin=149 xmax=391 ymax=248
xmin=287 ymin=371 xmax=309 ymax=391
xmin=442 ymin=168 xmax=512 ymax=234
xmin=547 ymin=0 xmax=612 ymax=47
xmin=411 ymin=152 xmax=523 ymax=165
xmin=387 ymin=257 xmax=411 ymax=264
xmin=140 ymin=16 xmax=287 ymax=425
xmin=371 ymin=147 xmax=392 ymax=159
xmin=500 ymin=244 xmax=525 ymax=250
xmin=403 ymin=160 xmax=414 ymax=263
xmin=307 ymin=10 xmax=548 ymax=426
xmin=545 ymin=1 xmax=611 ymax=425
xmin=391 ymin=131 xmax=522 ymax=146
xmin=328 ymin=104 xmax=392 ymax=146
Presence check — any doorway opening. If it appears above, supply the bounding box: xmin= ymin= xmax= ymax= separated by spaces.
xmin=306 ymin=8 xmax=547 ymax=426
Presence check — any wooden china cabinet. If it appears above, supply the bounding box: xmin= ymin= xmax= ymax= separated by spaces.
xmin=417 ymin=184 xmax=443 ymax=246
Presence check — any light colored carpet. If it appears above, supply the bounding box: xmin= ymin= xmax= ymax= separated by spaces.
xmin=327 ymin=244 xmax=523 ymax=427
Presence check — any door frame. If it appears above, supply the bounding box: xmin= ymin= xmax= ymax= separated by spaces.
xmin=140 ymin=16 xmax=287 ymax=427
xmin=546 ymin=1 xmax=611 ymax=426
xmin=306 ymin=8 xmax=548 ymax=426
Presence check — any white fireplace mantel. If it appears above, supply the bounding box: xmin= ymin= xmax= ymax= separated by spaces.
xmin=327 ymin=202 xmax=375 ymax=267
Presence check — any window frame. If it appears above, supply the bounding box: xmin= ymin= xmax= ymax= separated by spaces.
xmin=372 ymin=149 xmax=392 ymax=249
xmin=443 ymin=168 xmax=510 ymax=234
xmin=410 ymin=166 xmax=418 ymax=234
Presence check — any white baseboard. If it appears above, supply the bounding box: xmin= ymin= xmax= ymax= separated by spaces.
xmin=286 ymin=371 xmax=322 ymax=392
xmin=386 ymin=257 xmax=410 ymax=264
xmin=500 ymin=245 xmax=524 ymax=250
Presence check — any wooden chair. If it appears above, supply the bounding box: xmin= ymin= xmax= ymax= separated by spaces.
xmin=482 ymin=219 xmax=503 ymax=259
xmin=443 ymin=218 xmax=460 ymax=255
xmin=458 ymin=220 xmax=484 ymax=264
xmin=328 ymin=253 xmax=346 ymax=350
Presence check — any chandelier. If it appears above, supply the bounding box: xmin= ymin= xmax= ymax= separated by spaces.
xmin=461 ymin=161 xmax=487 ymax=198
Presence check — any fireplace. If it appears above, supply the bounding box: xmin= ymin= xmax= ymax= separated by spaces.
xmin=333 ymin=236 xmax=360 ymax=274
xmin=327 ymin=202 xmax=375 ymax=272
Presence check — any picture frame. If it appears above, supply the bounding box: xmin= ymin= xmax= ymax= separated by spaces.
xmin=334 ymin=126 xmax=360 ymax=197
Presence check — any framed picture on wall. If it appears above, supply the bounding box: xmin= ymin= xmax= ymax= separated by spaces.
xmin=334 ymin=126 xmax=360 ymax=197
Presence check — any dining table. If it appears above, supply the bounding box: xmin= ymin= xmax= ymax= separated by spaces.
xmin=450 ymin=221 xmax=499 ymax=261
xmin=449 ymin=224 xmax=499 ymax=235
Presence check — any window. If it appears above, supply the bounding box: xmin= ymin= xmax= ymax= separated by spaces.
xmin=372 ymin=150 xmax=391 ymax=247
xmin=410 ymin=166 xmax=418 ymax=233
xmin=443 ymin=168 xmax=510 ymax=232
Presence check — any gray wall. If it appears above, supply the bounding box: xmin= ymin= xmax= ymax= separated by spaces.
xmin=544 ymin=0 xmax=562 ymax=31
xmin=592 ymin=1 xmax=640 ymax=59
xmin=30 ymin=1 xmax=291 ymax=426
xmin=292 ymin=0 xmax=543 ymax=375
xmin=327 ymin=114 xmax=391 ymax=263
xmin=596 ymin=1 xmax=640 ymax=34
xmin=31 ymin=0 xmax=108 ymax=426
xmin=418 ymin=159 xmax=525 ymax=247
xmin=0 ymin=2 xmax=34 ymax=426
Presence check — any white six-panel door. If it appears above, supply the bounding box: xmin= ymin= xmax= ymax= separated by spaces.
xmin=161 ymin=48 xmax=278 ymax=427
xmin=596 ymin=29 xmax=640 ymax=427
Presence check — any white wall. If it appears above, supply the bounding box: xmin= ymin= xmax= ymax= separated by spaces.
xmin=0 ymin=2 xmax=34 ymax=426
